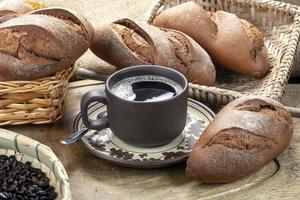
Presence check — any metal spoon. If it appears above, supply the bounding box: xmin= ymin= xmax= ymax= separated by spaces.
xmin=287 ymin=106 xmax=300 ymax=118
xmin=60 ymin=111 xmax=107 ymax=145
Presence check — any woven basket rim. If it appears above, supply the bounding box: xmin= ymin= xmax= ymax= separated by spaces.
xmin=146 ymin=0 xmax=300 ymax=22
xmin=0 ymin=128 xmax=71 ymax=199
xmin=145 ymin=0 xmax=300 ymax=104
xmin=0 ymin=66 xmax=75 ymax=126
xmin=0 ymin=66 xmax=75 ymax=92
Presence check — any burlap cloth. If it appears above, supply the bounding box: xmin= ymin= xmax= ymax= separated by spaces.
xmin=41 ymin=0 xmax=300 ymax=77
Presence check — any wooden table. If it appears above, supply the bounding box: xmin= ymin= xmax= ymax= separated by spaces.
xmin=5 ymin=80 xmax=300 ymax=200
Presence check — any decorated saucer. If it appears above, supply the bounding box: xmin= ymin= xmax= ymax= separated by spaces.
xmin=74 ymin=98 xmax=215 ymax=168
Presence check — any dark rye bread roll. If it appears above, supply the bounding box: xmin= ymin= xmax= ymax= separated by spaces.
xmin=153 ymin=1 xmax=269 ymax=78
xmin=0 ymin=7 xmax=93 ymax=81
xmin=90 ymin=18 xmax=216 ymax=85
xmin=186 ymin=96 xmax=293 ymax=183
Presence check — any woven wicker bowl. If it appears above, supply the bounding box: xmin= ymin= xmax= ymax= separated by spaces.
xmin=0 ymin=128 xmax=71 ymax=199
xmin=146 ymin=0 xmax=300 ymax=105
xmin=0 ymin=66 xmax=74 ymax=126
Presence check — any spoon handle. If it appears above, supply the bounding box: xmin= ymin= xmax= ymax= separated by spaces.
xmin=60 ymin=128 xmax=89 ymax=145
xmin=75 ymin=68 xmax=110 ymax=81
xmin=61 ymin=111 xmax=108 ymax=145
xmin=286 ymin=106 xmax=300 ymax=118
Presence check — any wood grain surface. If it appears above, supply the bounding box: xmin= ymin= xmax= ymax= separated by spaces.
xmin=3 ymin=80 xmax=299 ymax=200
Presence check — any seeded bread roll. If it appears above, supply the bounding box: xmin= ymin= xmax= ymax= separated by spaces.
xmin=91 ymin=18 xmax=215 ymax=85
xmin=0 ymin=0 xmax=41 ymax=23
xmin=186 ymin=96 xmax=293 ymax=183
xmin=153 ymin=1 xmax=269 ymax=78
xmin=0 ymin=8 xmax=93 ymax=81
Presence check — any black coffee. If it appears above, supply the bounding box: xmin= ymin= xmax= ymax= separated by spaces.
xmin=111 ymin=75 xmax=182 ymax=102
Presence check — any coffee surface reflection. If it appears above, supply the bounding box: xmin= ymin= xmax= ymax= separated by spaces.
xmin=111 ymin=75 xmax=182 ymax=102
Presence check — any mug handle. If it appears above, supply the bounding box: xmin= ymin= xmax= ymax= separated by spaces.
xmin=81 ymin=90 xmax=109 ymax=130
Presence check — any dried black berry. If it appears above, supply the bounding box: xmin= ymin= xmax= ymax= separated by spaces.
xmin=0 ymin=155 xmax=57 ymax=200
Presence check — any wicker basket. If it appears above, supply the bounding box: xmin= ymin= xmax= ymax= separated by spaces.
xmin=0 ymin=128 xmax=71 ymax=199
xmin=0 ymin=66 xmax=74 ymax=126
xmin=0 ymin=0 xmax=74 ymax=126
xmin=146 ymin=0 xmax=300 ymax=105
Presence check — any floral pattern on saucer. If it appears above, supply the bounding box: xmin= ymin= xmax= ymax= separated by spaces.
xmin=74 ymin=99 xmax=214 ymax=168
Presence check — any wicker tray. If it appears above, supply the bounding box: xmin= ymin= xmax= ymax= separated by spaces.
xmin=146 ymin=0 xmax=300 ymax=105
xmin=0 ymin=66 xmax=74 ymax=126
xmin=0 ymin=128 xmax=71 ymax=199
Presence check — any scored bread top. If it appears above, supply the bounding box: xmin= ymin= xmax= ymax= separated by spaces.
xmin=0 ymin=14 xmax=88 ymax=62
xmin=186 ymin=96 xmax=293 ymax=183
xmin=162 ymin=28 xmax=216 ymax=85
xmin=0 ymin=7 xmax=92 ymax=81
xmin=91 ymin=18 xmax=179 ymax=68
xmin=197 ymin=96 xmax=293 ymax=149
xmin=112 ymin=19 xmax=156 ymax=64
xmin=90 ymin=18 xmax=216 ymax=85
xmin=30 ymin=7 xmax=94 ymax=43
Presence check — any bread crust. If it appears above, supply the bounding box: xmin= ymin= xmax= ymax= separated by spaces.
xmin=162 ymin=28 xmax=215 ymax=85
xmin=0 ymin=8 xmax=91 ymax=81
xmin=186 ymin=96 xmax=293 ymax=183
xmin=91 ymin=18 xmax=216 ymax=85
xmin=30 ymin=7 xmax=94 ymax=43
xmin=153 ymin=1 xmax=269 ymax=78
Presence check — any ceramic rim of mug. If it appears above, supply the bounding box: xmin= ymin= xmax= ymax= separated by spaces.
xmin=105 ymin=65 xmax=188 ymax=104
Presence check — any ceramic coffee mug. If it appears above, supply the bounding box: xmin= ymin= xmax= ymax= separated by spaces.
xmin=81 ymin=65 xmax=188 ymax=147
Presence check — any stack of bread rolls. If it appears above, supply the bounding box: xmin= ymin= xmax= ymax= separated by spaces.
xmin=0 ymin=5 xmax=93 ymax=81
xmin=90 ymin=18 xmax=216 ymax=85
xmin=153 ymin=1 xmax=269 ymax=78
xmin=89 ymin=1 xmax=269 ymax=85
